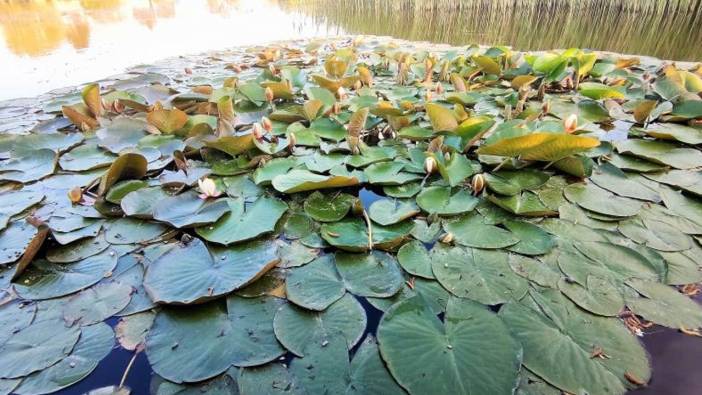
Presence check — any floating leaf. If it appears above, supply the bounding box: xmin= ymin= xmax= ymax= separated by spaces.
xmin=196 ymin=197 xmax=287 ymax=245
xmin=144 ymin=237 xmax=278 ymax=304
xmin=272 ymin=170 xmax=359 ymax=193
xmin=378 ymin=296 xmax=522 ymax=395
xmin=416 ymin=186 xmax=479 ymax=216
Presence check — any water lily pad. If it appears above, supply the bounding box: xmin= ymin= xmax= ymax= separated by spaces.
xmin=625 ymin=279 xmax=702 ymax=329
xmin=120 ymin=187 xmax=171 ymax=218
xmin=365 ymin=162 xmax=422 ymax=185
xmin=285 ymin=255 xmax=345 ymax=311
xmin=14 ymin=250 xmax=120 ymax=300
xmin=432 ymin=244 xmax=528 ymax=304
xmin=273 ymin=293 xmax=366 ymax=356
xmin=196 ymin=197 xmax=287 ymax=245
xmin=98 ymin=152 xmax=148 ymax=196
xmin=504 ymin=220 xmax=556 ymax=256
xmin=416 ymin=186 xmax=479 ymax=216
xmin=239 ymin=363 xmax=305 ymax=395
xmin=14 ymin=323 xmax=114 ymax=395
xmin=303 ymin=191 xmax=354 ymax=222
xmin=105 ymin=218 xmax=168 ymax=244
xmin=272 ymin=170 xmax=359 ymax=193
xmin=378 ymin=295 xmax=522 ymax=395
xmin=558 ymin=276 xmax=624 ymax=316
xmin=397 ymin=240 xmax=434 ymax=279
xmin=59 ymin=144 xmax=114 ymax=172
xmin=335 ymin=251 xmax=404 ymax=297
xmin=144 ymin=237 xmax=278 ymax=304
xmin=320 ymin=218 xmax=413 ymax=252
xmin=0 ymin=318 xmax=81 ymax=379
xmin=368 ymin=198 xmax=420 ymax=225
xmin=590 ymin=163 xmax=661 ymax=202
xmin=225 ymin=295 xmax=287 ymax=367
xmin=347 ymin=336 xmax=406 ymax=395
xmin=153 ymin=192 xmax=230 ymax=228
xmin=644 ymin=169 xmax=702 ymax=196
xmin=116 ymin=311 xmax=155 ymax=351
xmin=564 ymin=182 xmax=642 ymax=217
xmin=0 ymin=220 xmax=38 ymax=264
xmin=0 ymin=149 xmax=57 ymax=183
xmin=146 ymin=302 xmax=236 ymax=383
xmin=289 ymin=334 xmax=350 ymax=395
xmin=63 ymin=281 xmax=133 ymax=325
xmin=484 ymin=169 xmax=549 ymax=196
xmin=443 ymin=213 xmax=519 ymax=249
xmin=616 ymin=139 xmax=702 ymax=169
xmin=499 ymin=289 xmax=650 ymax=395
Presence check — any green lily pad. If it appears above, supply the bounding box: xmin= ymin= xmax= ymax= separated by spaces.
xmin=105 ymin=217 xmax=168 ymax=244
xmin=625 ymin=279 xmax=702 ymax=329
xmin=116 ymin=311 xmax=155 ymax=351
xmin=14 ymin=250 xmax=120 ymax=300
xmin=347 ymin=336 xmax=406 ymax=395
xmin=120 ymin=187 xmax=171 ymax=218
xmin=644 ymin=169 xmax=702 ymax=196
xmin=590 ymin=163 xmax=660 ymax=202
xmin=285 ymin=255 xmax=345 ymax=311
xmin=504 ymin=220 xmax=556 ymax=256
xmin=14 ymin=323 xmax=114 ymax=395
xmin=443 ymin=213 xmax=519 ymax=249
xmin=144 ymin=237 xmax=278 ymax=304
xmin=368 ymin=198 xmax=420 ymax=225
xmin=273 ymin=293 xmax=366 ymax=356
xmin=239 ymin=363 xmax=305 ymax=395
xmin=484 ymin=169 xmax=549 ymax=196
xmin=145 ymin=302 xmax=236 ymax=383
xmin=196 ymin=197 xmax=287 ymax=245
xmin=303 ymin=191 xmax=354 ymax=222
xmin=0 ymin=318 xmax=81 ymax=379
xmin=0 ymin=220 xmax=38 ymax=264
xmin=564 ymin=182 xmax=642 ymax=217
xmin=335 ymin=251 xmax=404 ymax=297
xmin=272 ymin=170 xmax=359 ymax=193
xmin=0 ymin=149 xmax=57 ymax=183
xmin=98 ymin=152 xmax=148 ymax=196
xmin=63 ymin=281 xmax=133 ymax=325
xmin=153 ymin=192 xmax=230 ymax=228
xmin=499 ymin=289 xmax=650 ymax=395
xmin=558 ymin=276 xmax=624 ymax=316
xmin=289 ymin=334 xmax=350 ymax=395
xmin=365 ymin=162 xmax=422 ymax=186
xmin=431 ymin=244 xmax=528 ymax=304
xmin=378 ymin=295 xmax=522 ymax=395
xmin=320 ymin=218 xmax=413 ymax=252
xmin=397 ymin=240 xmax=435 ymax=279
xmin=416 ymin=186 xmax=479 ymax=216
xmin=616 ymin=139 xmax=702 ymax=170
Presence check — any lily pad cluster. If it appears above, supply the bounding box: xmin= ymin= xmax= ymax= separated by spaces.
xmin=1 ymin=36 xmax=702 ymax=394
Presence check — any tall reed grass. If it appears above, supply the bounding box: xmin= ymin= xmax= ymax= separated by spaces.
xmin=282 ymin=0 xmax=702 ymax=60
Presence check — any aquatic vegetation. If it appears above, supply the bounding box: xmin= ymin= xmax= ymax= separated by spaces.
xmin=0 ymin=36 xmax=702 ymax=394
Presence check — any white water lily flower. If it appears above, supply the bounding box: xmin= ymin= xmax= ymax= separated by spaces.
xmin=564 ymin=114 xmax=578 ymax=134
xmin=198 ymin=178 xmax=221 ymax=199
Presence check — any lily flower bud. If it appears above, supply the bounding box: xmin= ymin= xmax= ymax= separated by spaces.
xmin=288 ymin=132 xmax=297 ymax=151
xmin=435 ymin=82 xmax=444 ymax=94
xmin=332 ymin=102 xmax=342 ymax=115
xmin=471 ymin=173 xmax=485 ymax=195
xmin=261 ymin=116 xmax=273 ymax=132
xmin=265 ymin=87 xmax=275 ymax=103
xmin=252 ymin=123 xmax=265 ymax=141
xmin=424 ymin=156 xmax=437 ymax=174
xmin=564 ymin=114 xmax=578 ymax=134
xmin=336 ymin=87 xmax=348 ymax=100
xmin=440 ymin=233 xmax=454 ymax=244
xmin=68 ymin=187 xmax=82 ymax=204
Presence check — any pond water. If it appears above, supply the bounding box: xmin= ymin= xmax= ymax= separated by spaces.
xmin=1 ymin=0 xmax=700 ymax=100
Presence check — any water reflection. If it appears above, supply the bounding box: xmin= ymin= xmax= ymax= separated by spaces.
xmin=284 ymin=0 xmax=702 ymax=61
xmin=0 ymin=0 xmax=340 ymax=100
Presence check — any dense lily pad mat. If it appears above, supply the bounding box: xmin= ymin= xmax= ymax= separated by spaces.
xmin=1 ymin=35 xmax=702 ymax=394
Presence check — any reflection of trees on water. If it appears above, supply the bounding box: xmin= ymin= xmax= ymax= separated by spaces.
xmin=0 ymin=0 xmax=243 ymax=57
xmin=281 ymin=0 xmax=702 ymax=61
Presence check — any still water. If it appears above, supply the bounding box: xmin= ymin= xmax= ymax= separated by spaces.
xmin=0 ymin=0 xmax=701 ymax=100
